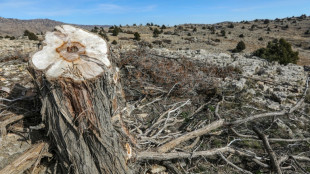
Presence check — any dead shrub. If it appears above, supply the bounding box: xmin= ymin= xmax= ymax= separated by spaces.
xmin=117 ymin=48 xmax=240 ymax=102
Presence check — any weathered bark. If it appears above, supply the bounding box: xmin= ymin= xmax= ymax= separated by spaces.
xmin=29 ymin=25 xmax=132 ymax=174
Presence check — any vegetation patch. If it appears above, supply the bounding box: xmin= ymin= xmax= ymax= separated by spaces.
xmin=253 ymin=38 xmax=299 ymax=65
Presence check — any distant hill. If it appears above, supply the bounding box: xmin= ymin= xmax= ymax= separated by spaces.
xmin=0 ymin=17 xmax=109 ymax=37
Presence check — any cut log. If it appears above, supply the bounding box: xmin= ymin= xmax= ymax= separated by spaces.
xmin=29 ymin=25 xmax=132 ymax=174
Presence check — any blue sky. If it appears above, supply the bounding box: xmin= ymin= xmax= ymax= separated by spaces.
xmin=0 ymin=0 xmax=309 ymax=25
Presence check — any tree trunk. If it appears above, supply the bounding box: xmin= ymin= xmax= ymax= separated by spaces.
xmin=29 ymin=25 xmax=132 ymax=174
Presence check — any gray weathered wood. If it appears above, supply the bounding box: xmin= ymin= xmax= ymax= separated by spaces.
xmin=29 ymin=25 xmax=132 ymax=174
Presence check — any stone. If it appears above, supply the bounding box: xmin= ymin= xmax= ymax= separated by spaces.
xmin=233 ymin=78 xmax=247 ymax=91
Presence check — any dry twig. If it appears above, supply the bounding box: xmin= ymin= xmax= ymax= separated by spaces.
xmin=218 ymin=152 xmax=253 ymax=174
xmin=253 ymin=127 xmax=282 ymax=174
xmin=157 ymin=119 xmax=224 ymax=153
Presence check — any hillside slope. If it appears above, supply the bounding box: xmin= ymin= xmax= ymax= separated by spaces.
xmin=0 ymin=17 xmax=108 ymax=36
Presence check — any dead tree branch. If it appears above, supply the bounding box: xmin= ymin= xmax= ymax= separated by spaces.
xmin=0 ymin=114 xmax=24 ymax=137
xmin=157 ymin=119 xmax=224 ymax=153
xmin=218 ymin=152 xmax=253 ymax=174
xmin=253 ymin=127 xmax=282 ymax=174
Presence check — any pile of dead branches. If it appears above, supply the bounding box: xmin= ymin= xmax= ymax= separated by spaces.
xmin=116 ymin=48 xmax=310 ymax=173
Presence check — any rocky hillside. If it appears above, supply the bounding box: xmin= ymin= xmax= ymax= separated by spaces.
xmin=0 ymin=18 xmax=63 ymax=36
xmin=102 ymin=14 xmax=310 ymax=65
xmin=0 ymin=17 xmax=108 ymax=36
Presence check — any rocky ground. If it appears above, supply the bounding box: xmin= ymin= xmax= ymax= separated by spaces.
xmin=0 ymin=15 xmax=310 ymax=173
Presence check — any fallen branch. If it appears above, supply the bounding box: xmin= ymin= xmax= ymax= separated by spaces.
xmin=0 ymin=114 xmax=24 ymax=137
xmin=218 ymin=152 xmax=253 ymax=174
xmin=162 ymin=161 xmax=182 ymax=174
xmin=138 ymin=146 xmax=234 ymax=161
xmin=183 ymin=137 xmax=200 ymax=150
xmin=157 ymin=119 xmax=224 ymax=153
xmin=0 ymin=142 xmax=48 ymax=174
xmin=290 ymin=156 xmax=310 ymax=174
xmin=231 ymin=128 xmax=310 ymax=142
xmin=253 ymin=127 xmax=282 ymax=174
xmin=137 ymin=146 xmax=263 ymax=162
xmin=215 ymin=98 xmax=223 ymax=119
xmin=228 ymin=110 xmax=286 ymax=126
xmin=188 ymin=102 xmax=210 ymax=119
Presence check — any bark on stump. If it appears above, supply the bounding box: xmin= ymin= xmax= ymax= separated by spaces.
xmin=29 ymin=25 xmax=132 ymax=174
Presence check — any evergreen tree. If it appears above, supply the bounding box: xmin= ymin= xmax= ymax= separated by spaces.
xmin=133 ymin=32 xmax=141 ymax=41
xmin=111 ymin=40 xmax=117 ymax=45
xmin=232 ymin=41 xmax=246 ymax=53
xmin=24 ymin=30 xmax=38 ymax=40
xmin=220 ymin=30 xmax=226 ymax=36
xmin=153 ymin=28 xmax=160 ymax=37
xmin=253 ymin=38 xmax=299 ymax=65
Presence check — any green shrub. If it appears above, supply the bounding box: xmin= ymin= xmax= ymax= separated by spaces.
xmin=111 ymin=40 xmax=117 ymax=45
xmin=24 ymin=30 xmax=38 ymax=40
xmin=99 ymin=31 xmax=109 ymax=41
xmin=161 ymin=25 xmax=166 ymax=29
xmin=210 ymin=26 xmax=215 ymax=34
xmin=239 ymin=34 xmax=244 ymax=38
xmin=228 ymin=23 xmax=234 ymax=28
xmin=112 ymin=27 xmax=120 ymax=36
xmin=232 ymin=41 xmax=246 ymax=53
xmin=220 ymin=30 xmax=226 ymax=36
xmin=133 ymin=32 xmax=141 ymax=41
xmin=264 ymin=19 xmax=270 ymax=24
xmin=253 ymin=38 xmax=299 ymax=65
xmin=91 ymin=26 xmax=99 ymax=33
xmin=153 ymin=28 xmax=160 ymax=37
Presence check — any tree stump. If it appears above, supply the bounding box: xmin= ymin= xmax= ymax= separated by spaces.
xmin=29 ymin=25 xmax=132 ymax=174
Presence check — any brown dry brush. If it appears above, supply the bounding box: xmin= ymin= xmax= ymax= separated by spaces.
xmin=117 ymin=48 xmax=240 ymax=101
